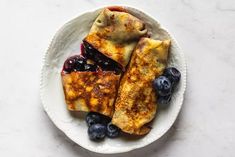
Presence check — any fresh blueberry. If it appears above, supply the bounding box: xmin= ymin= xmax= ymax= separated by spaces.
xmin=86 ymin=112 xmax=103 ymax=126
xmin=86 ymin=112 xmax=111 ymax=126
xmin=163 ymin=67 xmax=181 ymax=88
xmin=157 ymin=94 xmax=172 ymax=105
xmin=153 ymin=76 xmax=172 ymax=96
xmin=106 ymin=123 xmax=120 ymax=138
xmin=100 ymin=115 xmax=111 ymax=125
xmin=88 ymin=123 xmax=106 ymax=141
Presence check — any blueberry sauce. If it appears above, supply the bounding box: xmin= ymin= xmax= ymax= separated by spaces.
xmin=62 ymin=42 xmax=122 ymax=74
xmin=82 ymin=41 xmax=122 ymax=74
xmin=62 ymin=55 xmax=97 ymax=73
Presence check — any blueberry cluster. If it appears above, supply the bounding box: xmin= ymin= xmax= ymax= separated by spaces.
xmin=86 ymin=112 xmax=120 ymax=141
xmin=63 ymin=55 xmax=97 ymax=73
xmin=153 ymin=67 xmax=181 ymax=106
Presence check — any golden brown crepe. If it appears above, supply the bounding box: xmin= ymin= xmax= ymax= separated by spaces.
xmin=112 ymin=38 xmax=171 ymax=135
xmin=84 ymin=8 xmax=147 ymax=69
xmin=61 ymin=71 xmax=121 ymax=117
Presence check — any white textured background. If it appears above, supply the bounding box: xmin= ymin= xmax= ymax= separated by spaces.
xmin=0 ymin=0 xmax=235 ymax=156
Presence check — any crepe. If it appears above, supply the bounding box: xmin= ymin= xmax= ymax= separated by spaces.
xmin=61 ymin=71 xmax=120 ymax=117
xmin=112 ymin=38 xmax=171 ymax=135
xmin=84 ymin=8 xmax=147 ymax=70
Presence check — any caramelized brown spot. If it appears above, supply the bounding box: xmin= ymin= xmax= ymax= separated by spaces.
xmin=61 ymin=71 xmax=121 ymax=117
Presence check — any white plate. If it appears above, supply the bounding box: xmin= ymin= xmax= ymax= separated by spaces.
xmin=40 ymin=6 xmax=187 ymax=154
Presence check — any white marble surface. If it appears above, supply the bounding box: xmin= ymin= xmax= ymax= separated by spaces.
xmin=0 ymin=0 xmax=234 ymax=156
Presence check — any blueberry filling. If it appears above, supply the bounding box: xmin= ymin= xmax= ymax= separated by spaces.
xmin=88 ymin=123 xmax=106 ymax=140
xmin=63 ymin=55 xmax=97 ymax=73
xmin=82 ymin=41 xmax=122 ymax=74
xmin=63 ymin=42 xmax=122 ymax=74
xmin=86 ymin=112 xmax=111 ymax=127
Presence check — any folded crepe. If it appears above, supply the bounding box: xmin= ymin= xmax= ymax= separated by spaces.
xmin=84 ymin=8 xmax=147 ymax=70
xmin=112 ymin=38 xmax=171 ymax=135
xmin=61 ymin=71 xmax=120 ymax=117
